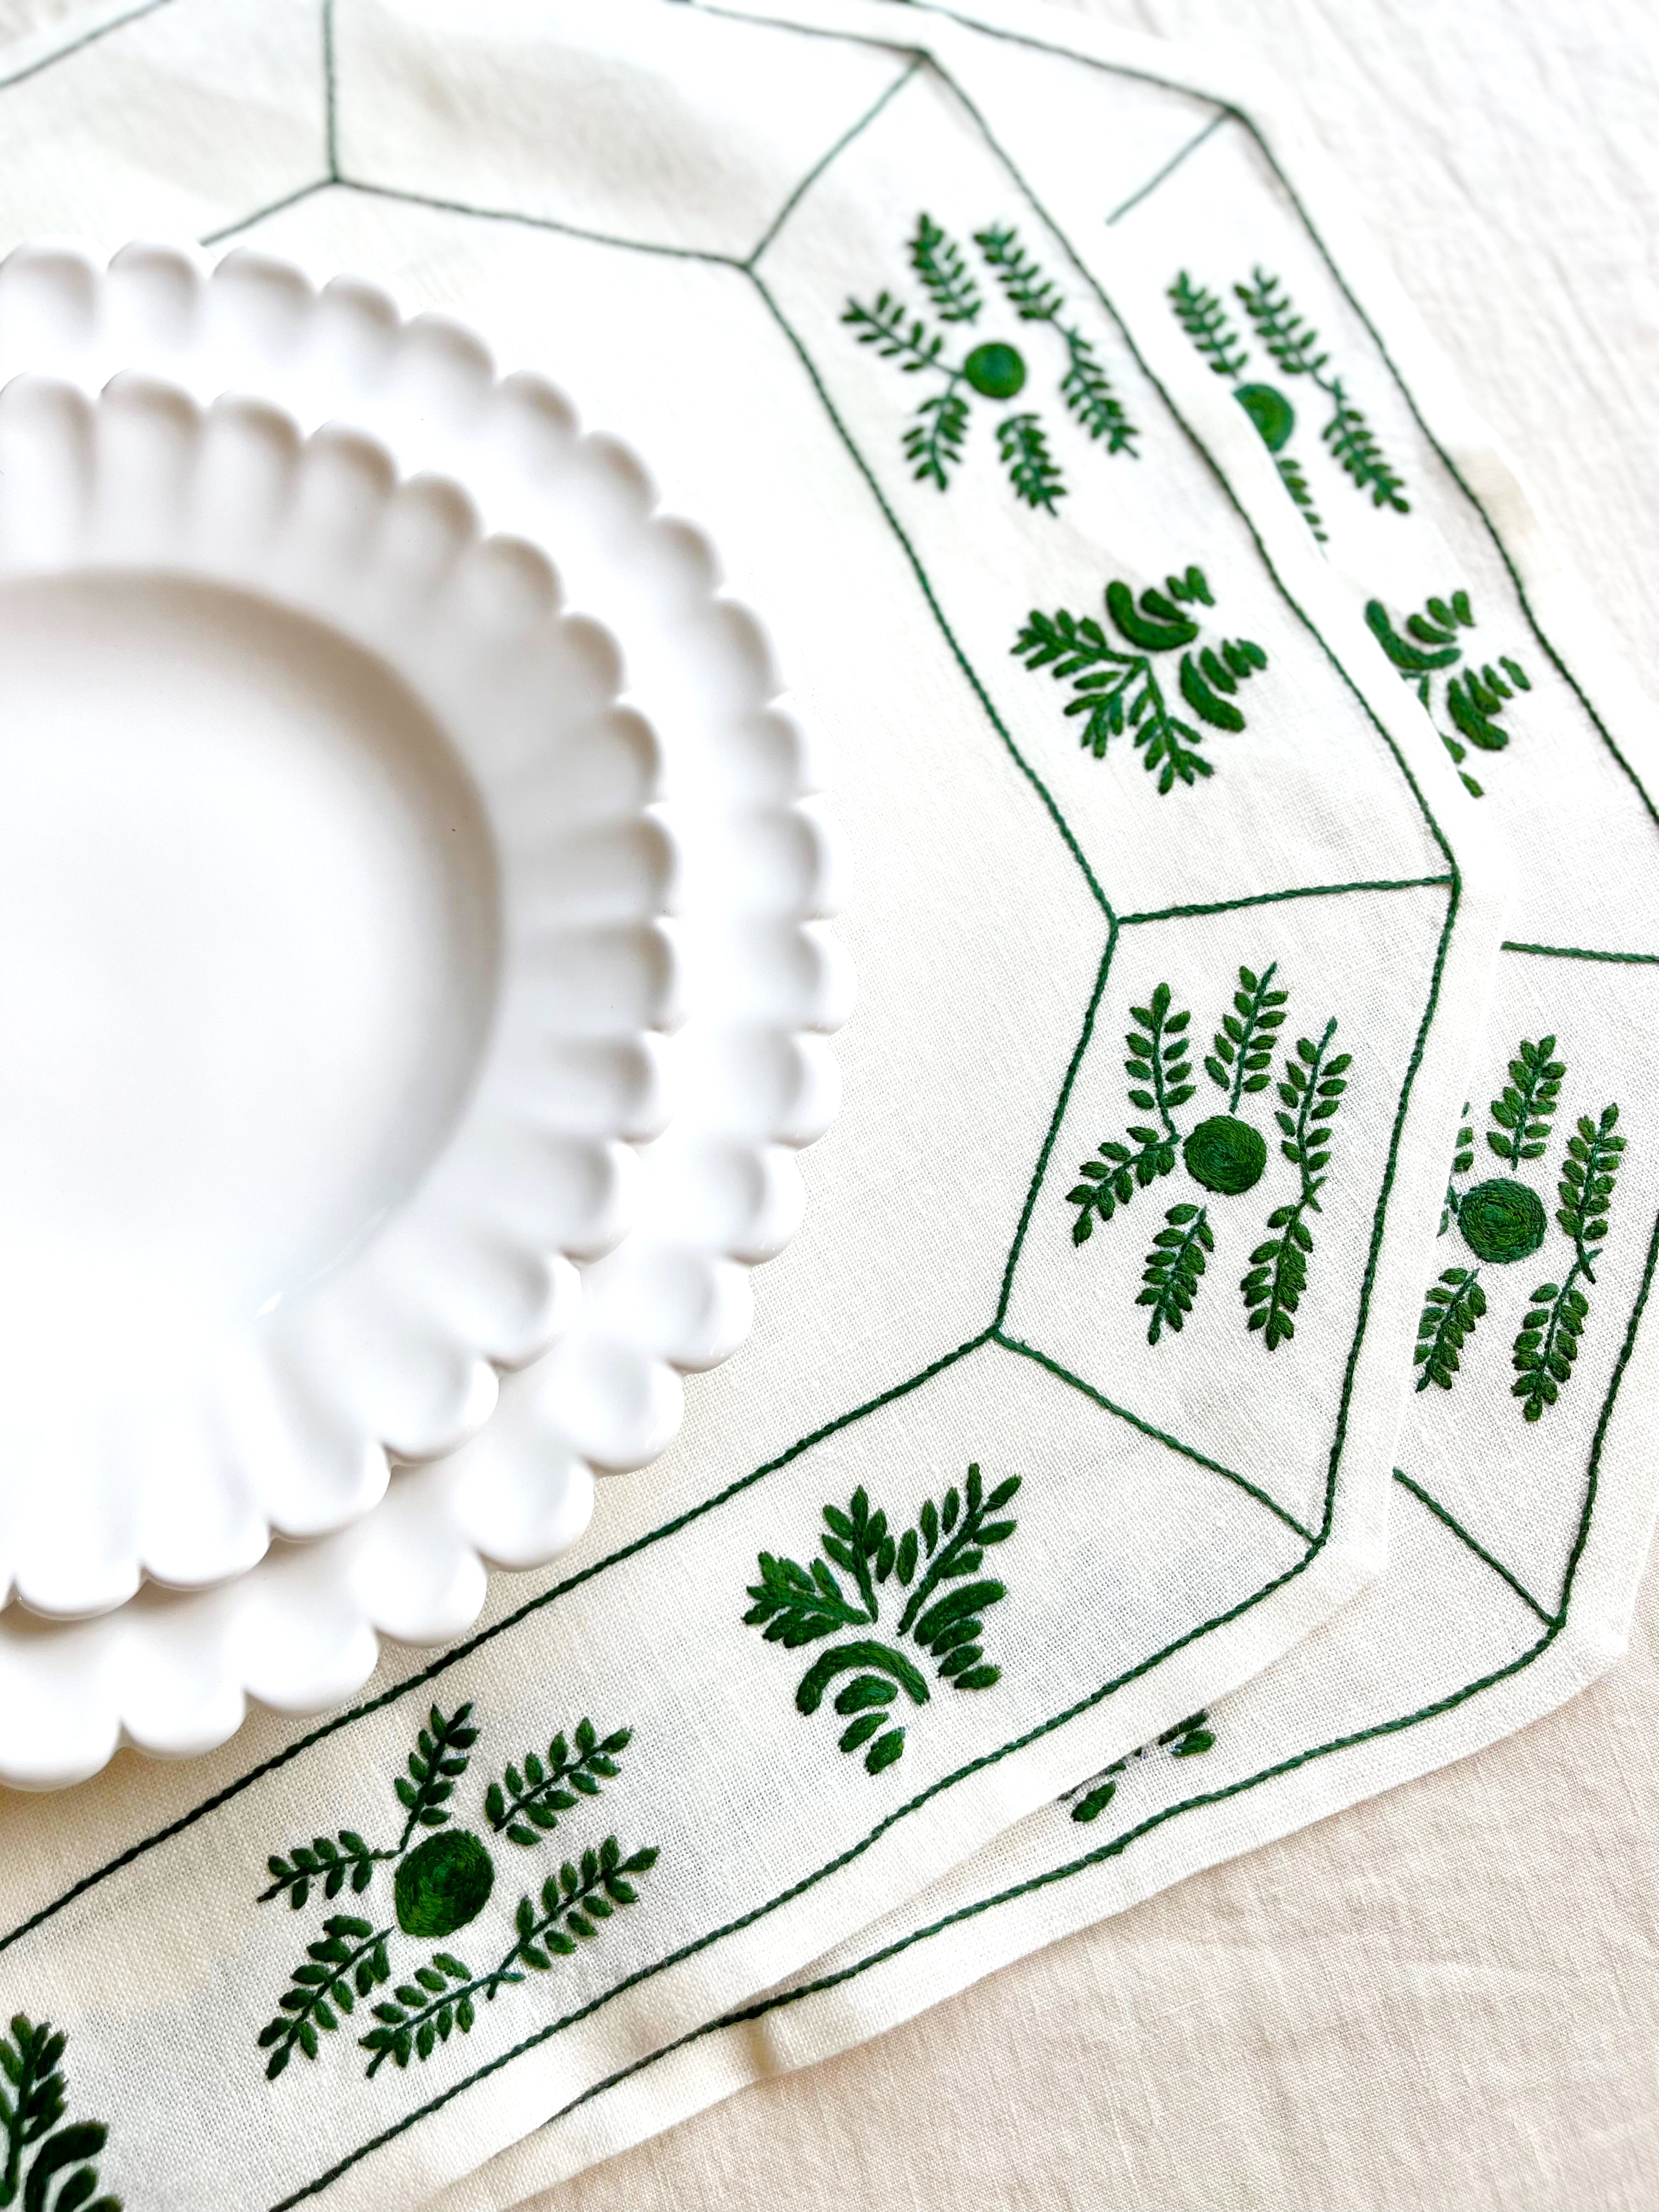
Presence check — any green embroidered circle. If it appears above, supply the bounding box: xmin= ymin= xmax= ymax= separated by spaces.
xmin=964 ymin=341 xmax=1026 ymax=400
xmin=1182 ymin=1115 xmax=1267 ymax=1197
xmin=394 ymin=1829 xmax=495 ymax=1939
xmin=1458 ymin=1177 xmax=1547 ymax=1265
xmin=1234 ymin=382 xmax=1295 ymax=453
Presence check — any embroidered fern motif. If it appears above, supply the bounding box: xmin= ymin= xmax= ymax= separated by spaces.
xmin=483 ymin=1719 xmax=632 ymax=1848
xmin=1205 ymin=961 xmax=1288 ymax=1109
xmin=1488 ymin=1035 xmax=1564 ymax=1166
xmin=1233 ymin=268 xmax=1409 ymax=511
xmin=259 ymin=1702 xmax=480 ymax=1909
xmin=1068 ymin=1711 xmax=1216 ymax=1823
xmin=908 ymin=212 xmax=982 ymax=324
xmin=997 ymin=411 xmax=1064 ymax=510
xmin=1139 ymin=1203 xmax=1213 ymax=1341
xmin=1440 ymin=1106 xmax=1475 ymax=1234
xmin=1167 ymin=269 xmax=1327 ymax=541
xmin=1414 ymin=1266 xmax=1486 ymax=1391
xmin=847 ymin=216 xmax=1137 ymax=505
xmin=1242 ymin=1020 xmax=1351 ymax=1350
xmin=255 ymin=1703 xmax=660 ymax=2081
xmin=744 ymin=1466 xmax=1022 ymax=1776
xmin=359 ymin=1839 xmax=659 ymax=2076
xmin=1366 ymin=589 xmax=1531 ymax=795
xmin=0 ymin=2018 xmax=120 ymax=2212
xmin=1013 ymin=565 xmax=1267 ymax=792
xmin=1513 ymin=1107 xmax=1626 ymax=1420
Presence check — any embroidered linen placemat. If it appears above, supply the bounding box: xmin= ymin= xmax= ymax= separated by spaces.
xmin=396 ymin=4 xmax=1659 ymax=2199
xmin=0 ymin=3 xmax=1512 ymax=2208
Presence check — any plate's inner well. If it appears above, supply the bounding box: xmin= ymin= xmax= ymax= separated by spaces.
xmin=0 ymin=569 xmax=500 ymax=1353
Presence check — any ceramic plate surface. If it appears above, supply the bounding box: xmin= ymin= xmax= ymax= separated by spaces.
xmin=0 ymin=244 xmax=846 ymax=1783
xmin=0 ymin=369 xmax=679 ymax=1619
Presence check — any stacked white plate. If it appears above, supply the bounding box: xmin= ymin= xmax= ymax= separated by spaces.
xmin=0 ymin=241 xmax=847 ymax=1787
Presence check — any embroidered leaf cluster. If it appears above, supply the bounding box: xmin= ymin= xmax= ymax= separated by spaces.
xmin=996 ymin=411 xmax=1064 ymax=511
xmin=1414 ymin=1266 xmax=1486 ymax=1392
xmin=1367 ymin=590 xmax=1531 ymax=795
xmin=746 ymin=1466 xmax=1020 ymax=1776
xmin=0 ymin=2018 xmax=119 ymax=2212
xmin=1068 ymin=1711 xmax=1216 ymax=1824
xmin=975 ymin=222 xmax=1136 ymax=452
xmin=909 ymin=211 xmax=981 ymax=323
xmin=1014 ymin=565 xmax=1267 ymax=793
xmin=1205 ymin=962 xmax=1288 ymax=1109
xmin=258 ymin=1916 xmax=391 ymax=2079
xmin=360 ymin=1838 xmax=659 ymax=2076
xmin=1488 ymin=1035 xmax=1564 ymax=1166
xmin=1138 ymin=1203 xmax=1213 ymax=1344
xmin=1166 ymin=272 xmax=1248 ymax=377
xmin=484 ymin=1719 xmax=631 ymax=1848
xmin=1440 ymin=1105 xmax=1475 ymax=1234
xmin=1234 ymin=267 xmax=1409 ymax=511
xmin=1242 ymin=1020 xmax=1348 ymax=1349
xmin=1166 ymin=272 xmax=1328 ymax=540
xmin=1512 ymin=1105 xmax=1624 ymax=1421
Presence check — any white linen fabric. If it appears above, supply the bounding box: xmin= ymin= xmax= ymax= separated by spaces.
xmin=0 ymin=1 xmax=1628 ymax=2208
xmin=411 ymin=0 xmax=1659 ymax=2203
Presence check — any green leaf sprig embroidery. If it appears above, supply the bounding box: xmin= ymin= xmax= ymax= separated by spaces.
xmin=1169 ymin=266 xmax=1413 ymax=529
xmin=1414 ymin=1034 xmax=1627 ymax=1418
xmin=1068 ymin=966 xmax=1347 ymax=1351
xmin=743 ymin=1465 xmax=1022 ymax=1777
xmin=1242 ymin=1020 xmax=1351 ymax=1350
xmin=483 ymin=1719 xmax=631 ymax=1848
xmin=260 ymin=1701 xmax=480 ymax=1908
xmin=0 ymin=2018 xmax=120 ymax=2212
xmin=359 ymin=1839 xmax=658 ymax=2077
xmin=1365 ymin=589 xmax=1531 ymax=796
xmin=256 ymin=1703 xmax=658 ymax=2082
xmin=1068 ymin=1711 xmax=1216 ymax=1824
xmin=1013 ymin=566 xmax=1268 ymax=792
xmin=845 ymin=213 xmax=1137 ymax=509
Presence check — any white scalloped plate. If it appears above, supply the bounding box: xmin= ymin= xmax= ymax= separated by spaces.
xmin=0 ymin=244 xmax=847 ymax=1784
xmin=0 ymin=370 xmax=679 ymax=1620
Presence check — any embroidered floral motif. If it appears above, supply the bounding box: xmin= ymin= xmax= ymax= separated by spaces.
xmin=844 ymin=213 xmax=1136 ymax=507
xmin=1365 ymin=589 xmax=1531 ymax=797
xmin=1068 ymin=967 xmax=1348 ymax=1350
xmin=256 ymin=1704 xmax=656 ymax=2081
xmin=1415 ymin=1035 xmax=1625 ymax=1416
xmin=0 ymin=2017 xmax=120 ymax=2212
xmin=1012 ymin=565 xmax=1268 ymax=792
xmin=743 ymin=1466 xmax=1021 ymax=1776
xmin=1065 ymin=1710 xmax=1216 ymax=1824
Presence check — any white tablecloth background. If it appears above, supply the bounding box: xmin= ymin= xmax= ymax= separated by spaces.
xmin=526 ymin=3 xmax=1659 ymax=2208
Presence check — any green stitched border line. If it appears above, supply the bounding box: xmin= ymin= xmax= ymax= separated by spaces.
xmin=994 ymin=1332 xmax=1316 ymax=1542
xmin=1104 ymin=112 xmax=1226 ymax=227
xmin=1390 ymin=1468 xmax=1551 ymax=1626
xmin=1120 ymin=872 xmax=1451 ymax=927
xmin=515 ymin=1200 xmax=1659 ymax=2146
xmin=0 ymin=0 xmax=173 ymax=93
xmin=1503 ymin=940 xmax=1659 ymax=967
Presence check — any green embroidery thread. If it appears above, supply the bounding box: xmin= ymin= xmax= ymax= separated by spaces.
xmin=743 ymin=1465 xmax=1022 ymax=1776
xmin=1067 ymin=1709 xmax=1215 ymax=1822
xmin=1167 ymin=271 xmax=1327 ymax=541
xmin=0 ymin=2019 xmax=119 ymax=2212
xmin=1366 ymin=589 xmax=1531 ymax=797
xmin=1233 ymin=268 xmax=1409 ymax=512
xmin=259 ymin=1701 xmax=482 ymax=1908
xmin=1242 ymin=1019 xmax=1351 ymax=1349
xmin=256 ymin=1704 xmax=657 ymax=2080
xmin=1068 ymin=968 xmax=1347 ymax=1348
xmin=845 ymin=213 xmax=1136 ymax=507
xmin=1415 ymin=1034 xmax=1626 ymax=1415
xmin=1012 ymin=565 xmax=1268 ymax=791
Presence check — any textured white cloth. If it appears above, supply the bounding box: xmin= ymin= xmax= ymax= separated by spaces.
xmin=0 ymin=4 xmax=1644 ymax=2211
